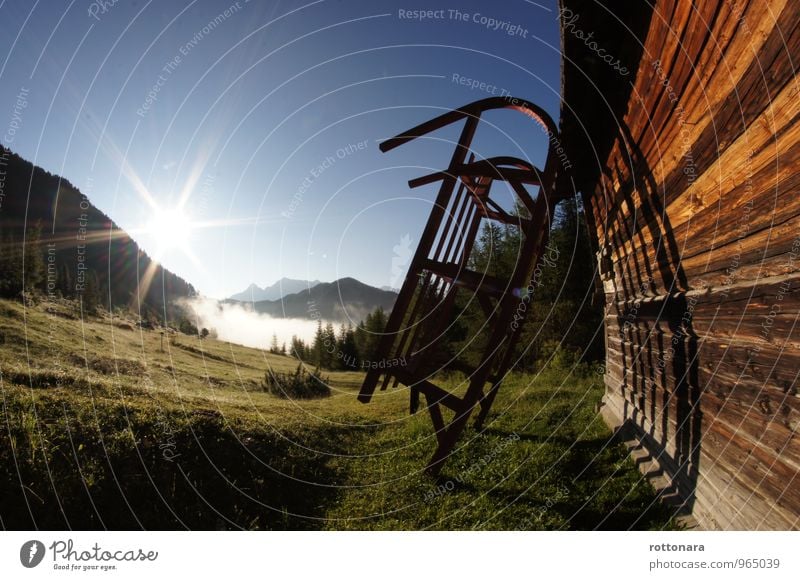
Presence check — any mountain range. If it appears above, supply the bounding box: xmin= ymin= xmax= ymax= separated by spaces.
xmin=238 ymin=277 xmax=396 ymax=323
xmin=228 ymin=278 xmax=320 ymax=302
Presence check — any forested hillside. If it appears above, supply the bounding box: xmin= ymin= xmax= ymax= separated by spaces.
xmin=0 ymin=146 xmax=195 ymax=319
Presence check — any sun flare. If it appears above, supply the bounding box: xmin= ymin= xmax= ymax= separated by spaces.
xmin=145 ymin=207 xmax=193 ymax=254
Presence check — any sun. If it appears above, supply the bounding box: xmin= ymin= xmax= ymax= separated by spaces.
xmin=145 ymin=207 xmax=193 ymax=254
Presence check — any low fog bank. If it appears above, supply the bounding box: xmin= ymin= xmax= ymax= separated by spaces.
xmin=181 ymin=297 xmax=318 ymax=350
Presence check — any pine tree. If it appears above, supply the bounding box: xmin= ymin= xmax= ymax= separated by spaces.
xmin=291 ymin=335 xmax=306 ymax=360
xmin=82 ymin=269 xmax=101 ymax=315
xmin=334 ymin=324 xmax=346 ymax=369
xmin=270 ymin=332 xmax=279 ymax=354
xmin=366 ymin=306 xmax=387 ymax=358
xmin=0 ymin=230 xmax=23 ymax=297
xmin=311 ymin=320 xmax=324 ymax=367
xmin=354 ymin=320 xmax=368 ymax=359
xmin=57 ymin=262 xmax=73 ymax=297
xmin=23 ymin=222 xmax=45 ymax=292
xmin=339 ymin=324 xmax=359 ymax=369
xmin=323 ymin=323 xmax=336 ymax=369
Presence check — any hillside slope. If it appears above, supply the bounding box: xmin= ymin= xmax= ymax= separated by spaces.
xmin=0 ymin=146 xmax=195 ymax=318
xmin=0 ymin=297 xmax=673 ymax=530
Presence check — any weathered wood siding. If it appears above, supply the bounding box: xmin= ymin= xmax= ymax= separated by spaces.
xmin=560 ymin=0 xmax=799 ymax=529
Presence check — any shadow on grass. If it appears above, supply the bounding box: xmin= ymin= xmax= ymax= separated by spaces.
xmin=439 ymin=427 xmax=676 ymax=530
xmin=0 ymin=389 xmax=349 ymax=530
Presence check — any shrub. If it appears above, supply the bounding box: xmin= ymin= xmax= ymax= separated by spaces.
xmin=178 ymin=318 xmax=198 ymax=336
xmin=69 ymin=354 xmax=145 ymax=376
xmin=262 ymin=364 xmax=331 ymax=399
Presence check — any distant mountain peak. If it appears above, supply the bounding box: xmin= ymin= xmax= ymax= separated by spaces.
xmin=275 ymin=276 xmax=320 ymax=286
xmin=228 ymin=278 xmax=320 ymax=302
xmin=336 ymin=276 xmax=360 ymax=285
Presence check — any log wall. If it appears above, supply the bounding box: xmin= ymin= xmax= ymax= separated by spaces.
xmin=559 ymin=0 xmax=800 ymax=529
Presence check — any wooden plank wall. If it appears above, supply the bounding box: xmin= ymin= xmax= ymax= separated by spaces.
xmin=561 ymin=0 xmax=800 ymax=529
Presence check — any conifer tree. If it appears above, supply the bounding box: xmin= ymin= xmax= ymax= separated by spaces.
xmin=354 ymin=320 xmax=368 ymax=358
xmin=0 ymin=230 xmax=23 ymax=297
xmin=82 ymin=269 xmax=102 ymax=315
xmin=311 ymin=320 xmax=324 ymax=366
xmin=339 ymin=323 xmax=359 ymax=369
xmin=323 ymin=323 xmax=336 ymax=369
xmin=270 ymin=332 xmax=279 ymax=354
xmin=23 ymin=222 xmax=45 ymax=292
xmin=57 ymin=262 xmax=73 ymax=297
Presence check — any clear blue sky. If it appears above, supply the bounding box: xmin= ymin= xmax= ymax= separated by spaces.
xmin=0 ymin=0 xmax=561 ymax=298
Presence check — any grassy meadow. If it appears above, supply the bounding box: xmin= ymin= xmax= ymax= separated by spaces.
xmin=0 ymin=297 xmax=676 ymax=530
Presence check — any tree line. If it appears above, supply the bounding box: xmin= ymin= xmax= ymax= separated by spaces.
xmin=275 ymin=307 xmax=389 ymax=371
xmin=0 ymin=223 xmax=200 ymax=334
xmin=0 ymin=223 xmax=104 ymax=312
xmin=453 ymin=196 xmax=604 ymax=369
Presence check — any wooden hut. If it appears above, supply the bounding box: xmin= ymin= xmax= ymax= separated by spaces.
xmin=558 ymin=0 xmax=799 ymax=529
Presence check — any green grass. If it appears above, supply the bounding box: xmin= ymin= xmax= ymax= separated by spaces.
xmin=0 ymin=298 xmax=676 ymax=530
